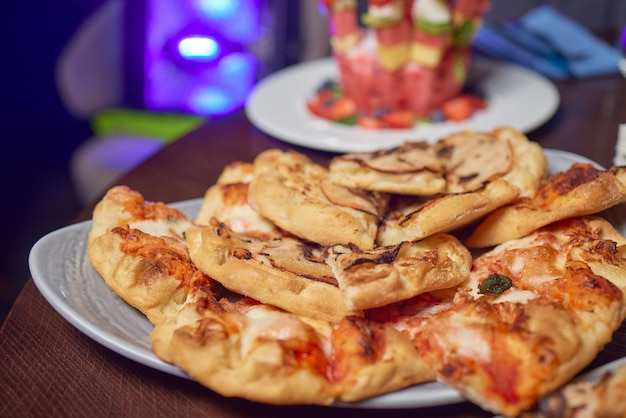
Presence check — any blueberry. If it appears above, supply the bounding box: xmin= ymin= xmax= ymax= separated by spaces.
xmin=374 ymin=108 xmax=388 ymax=118
xmin=322 ymin=97 xmax=336 ymax=108
xmin=429 ymin=110 xmax=446 ymax=123
xmin=317 ymin=78 xmax=337 ymax=92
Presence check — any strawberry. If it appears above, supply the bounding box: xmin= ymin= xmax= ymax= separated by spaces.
xmin=380 ymin=110 xmax=415 ymax=129
xmin=440 ymin=95 xmax=474 ymax=121
xmin=306 ymin=98 xmax=327 ymax=119
xmin=357 ymin=115 xmax=385 ymax=130
xmin=468 ymin=94 xmax=487 ymax=110
xmin=326 ymin=96 xmax=357 ymax=121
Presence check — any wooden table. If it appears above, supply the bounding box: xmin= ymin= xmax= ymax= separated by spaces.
xmin=2 ymin=68 xmax=625 ymax=418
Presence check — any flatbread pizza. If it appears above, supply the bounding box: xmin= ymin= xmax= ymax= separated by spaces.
xmin=466 ymin=163 xmax=626 ymax=248
xmin=186 ymin=219 xmax=356 ymax=322
xmin=371 ymin=216 xmax=626 ymax=417
xmin=88 ymin=186 xmax=203 ymax=325
xmin=85 ymin=125 xmax=626 ymax=417
xmin=195 ymin=161 xmax=284 ymax=239
xmin=248 ymin=149 xmax=387 ymax=250
xmin=375 ymin=127 xmax=548 ymax=246
xmin=328 ymin=140 xmax=446 ymax=195
xmin=327 ymin=233 xmax=471 ymax=311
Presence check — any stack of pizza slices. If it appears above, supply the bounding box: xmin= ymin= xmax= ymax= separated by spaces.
xmin=87 ymin=127 xmax=626 ymax=417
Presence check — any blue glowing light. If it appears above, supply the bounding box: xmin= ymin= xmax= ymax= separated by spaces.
xmin=189 ymin=87 xmax=236 ymax=115
xmin=195 ymin=0 xmax=258 ymax=43
xmin=177 ymin=36 xmax=220 ymax=61
xmin=196 ymin=0 xmax=239 ymax=20
xmin=219 ymin=53 xmax=254 ymax=77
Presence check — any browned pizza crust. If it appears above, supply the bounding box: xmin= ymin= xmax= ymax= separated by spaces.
xmin=435 ymin=128 xmax=514 ymax=194
xmin=327 ymin=233 xmax=472 ymax=310
xmin=525 ymin=360 xmax=626 ymax=418
xmin=215 ymin=161 xmax=254 ymax=184
xmin=187 ymin=218 xmax=473 ymax=317
xmin=195 ymin=162 xmax=284 ymax=239
xmin=327 ymin=316 xmax=435 ymax=402
xmin=328 ymin=141 xmax=446 ymax=195
xmin=375 ymin=128 xmax=547 ymax=246
xmin=377 ymin=178 xmax=519 ymax=246
xmin=88 ymin=186 xmax=209 ymax=325
xmin=186 ymin=220 xmax=357 ymax=322
xmin=88 ymin=185 xmax=190 ymax=247
xmin=435 ymin=127 xmax=546 ymax=197
xmin=465 ymin=164 xmax=626 ymax=248
xmin=488 ymin=127 xmax=548 ymax=198
xmin=151 ymin=296 xmax=434 ymax=405
xmin=151 ymin=297 xmax=340 ymax=405
xmin=88 ymin=226 xmax=218 ymax=325
xmin=248 ymin=149 xmax=387 ymax=249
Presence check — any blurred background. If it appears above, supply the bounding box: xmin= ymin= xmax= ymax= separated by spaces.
xmin=1 ymin=0 xmax=625 ymax=323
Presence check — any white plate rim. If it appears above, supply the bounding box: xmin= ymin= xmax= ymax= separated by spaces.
xmin=29 ymin=150 xmax=622 ymax=410
xmin=245 ymin=57 xmax=560 ymax=153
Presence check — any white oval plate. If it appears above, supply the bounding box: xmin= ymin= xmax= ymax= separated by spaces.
xmin=29 ymin=150 xmax=622 ymax=410
xmin=245 ymin=57 xmax=560 ymax=153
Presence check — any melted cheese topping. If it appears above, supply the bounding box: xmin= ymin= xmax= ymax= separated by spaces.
xmin=130 ymin=219 xmax=191 ymax=238
xmin=492 ymin=289 xmax=539 ymax=304
xmin=240 ymin=307 xmax=312 ymax=357
xmin=224 ymin=204 xmax=278 ymax=235
xmin=449 ymin=322 xmax=491 ymax=362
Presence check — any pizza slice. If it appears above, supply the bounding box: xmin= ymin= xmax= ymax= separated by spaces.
xmin=188 ymin=215 xmax=474 ymax=318
xmin=88 ymin=186 xmax=211 ymax=325
xmin=248 ymin=149 xmax=388 ymax=250
xmin=195 ymin=161 xmax=285 ymax=240
xmin=376 ymin=127 xmax=547 ymax=246
xmin=465 ymin=164 xmax=626 ymax=248
xmin=328 ymin=140 xmax=446 ymax=196
xmin=376 ymin=179 xmax=519 ymax=246
xmin=525 ymin=360 xmax=626 ymax=418
xmin=435 ymin=127 xmax=514 ymax=194
xmin=88 ymin=185 xmax=191 ymax=247
xmin=186 ymin=219 xmax=356 ymax=322
xmin=327 ymin=233 xmax=472 ymax=310
xmin=376 ymin=216 xmax=626 ymax=417
xmin=479 ymin=127 xmax=548 ymax=198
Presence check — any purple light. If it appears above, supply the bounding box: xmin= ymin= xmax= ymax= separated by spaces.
xmin=141 ymin=0 xmax=264 ymax=115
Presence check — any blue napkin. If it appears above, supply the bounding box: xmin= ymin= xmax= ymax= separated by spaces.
xmin=473 ymin=5 xmax=623 ymax=79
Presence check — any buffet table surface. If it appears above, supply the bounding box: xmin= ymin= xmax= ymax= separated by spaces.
xmin=2 ymin=67 xmax=626 ymax=417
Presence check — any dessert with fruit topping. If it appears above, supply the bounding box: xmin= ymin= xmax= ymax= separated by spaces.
xmin=311 ymin=0 xmax=490 ymax=129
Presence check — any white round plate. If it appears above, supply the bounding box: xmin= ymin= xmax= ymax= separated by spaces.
xmin=29 ymin=149 xmax=622 ymax=410
xmin=245 ymin=57 xmax=560 ymax=153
